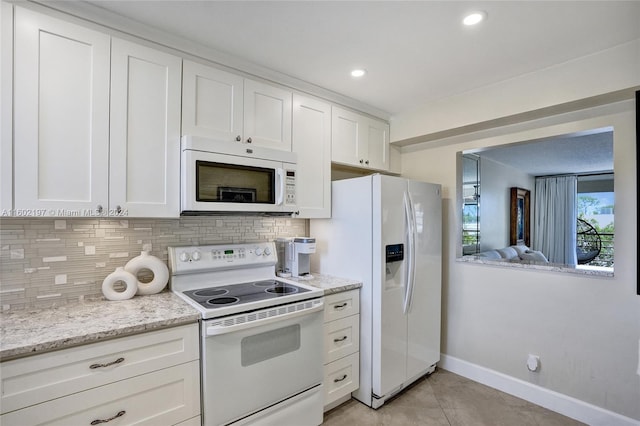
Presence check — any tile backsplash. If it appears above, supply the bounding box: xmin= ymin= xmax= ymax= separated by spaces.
xmin=0 ymin=216 xmax=308 ymax=311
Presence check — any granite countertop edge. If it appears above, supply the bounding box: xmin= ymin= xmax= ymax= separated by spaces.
xmin=1 ymin=273 xmax=362 ymax=361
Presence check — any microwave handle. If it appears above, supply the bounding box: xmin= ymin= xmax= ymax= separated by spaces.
xmin=275 ymin=168 xmax=285 ymax=205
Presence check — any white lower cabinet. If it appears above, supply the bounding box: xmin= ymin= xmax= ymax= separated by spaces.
xmin=323 ymin=289 xmax=360 ymax=410
xmin=0 ymin=324 xmax=200 ymax=426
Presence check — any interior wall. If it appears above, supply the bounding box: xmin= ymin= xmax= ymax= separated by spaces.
xmin=478 ymin=157 xmax=534 ymax=251
xmin=390 ymin=39 xmax=640 ymax=143
xmin=399 ymin=101 xmax=639 ymax=420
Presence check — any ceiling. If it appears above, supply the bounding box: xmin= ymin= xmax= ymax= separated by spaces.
xmin=468 ymin=130 xmax=614 ymax=177
xmin=77 ymin=1 xmax=640 ymax=116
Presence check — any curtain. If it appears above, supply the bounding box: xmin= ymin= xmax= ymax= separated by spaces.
xmin=533 ymin=175 xmax=577 ymax=265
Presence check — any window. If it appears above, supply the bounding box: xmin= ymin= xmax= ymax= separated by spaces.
xmin=577 ymin=174 xmax=614 ymax=268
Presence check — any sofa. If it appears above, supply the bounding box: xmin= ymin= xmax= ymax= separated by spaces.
xmin=475 ymin=244 xmax=549 ymax=263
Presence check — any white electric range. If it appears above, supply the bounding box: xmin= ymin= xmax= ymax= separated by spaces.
xmin=168 ymin=242 xmax=324 ymax=426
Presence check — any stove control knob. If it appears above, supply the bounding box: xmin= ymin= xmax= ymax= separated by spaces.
xmin=255 ymin=247 xmax=264 ymax=256
xmin=191 ymin=250 xmax=201 ymax=261
xmin=263 ymin=246 xmax=272 ymax=256
xmin=179 ymin=252 xmax=190 ymax=262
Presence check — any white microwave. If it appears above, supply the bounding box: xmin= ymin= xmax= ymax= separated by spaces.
xmin=181 ymin=136 xmax=298 ymax=215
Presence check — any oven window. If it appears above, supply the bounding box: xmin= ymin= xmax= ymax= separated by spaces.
xmin=241 ymin=324 xmax=300 ymax=367
xmin=196 ymin=161 xmax=275 ymax=203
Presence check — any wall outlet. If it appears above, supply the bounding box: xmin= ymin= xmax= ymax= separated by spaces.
xmin=527 ymin=354 xmax=540 ymax=372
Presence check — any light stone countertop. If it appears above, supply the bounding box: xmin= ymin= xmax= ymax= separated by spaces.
xmin=0 ymin=274 xmax=361 ymax=361
xmin=284 ymin=272 xmax=362 ymax=295
xmin=0 ymin=291 xmax=200 ymax=361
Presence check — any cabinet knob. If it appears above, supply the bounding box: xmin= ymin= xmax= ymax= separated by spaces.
xmin=365 ymin=160 xmax=370 ymax=165
xmin=116 ymin=205 xmax=122 ymax=214
xmin=96 ymin=205 xmax=103 ymax=214
xmin=236 ymin=135 xmax=241 ymax=142
xmin=359 ymin=159 xmax=364 ymax=164
xmin=247 ymin=137 xmax=252 ymax=144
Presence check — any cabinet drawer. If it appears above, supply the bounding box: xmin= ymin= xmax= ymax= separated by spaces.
xmin=1 ymin=324 xmax=199 ymax=413
xmin=323 ymin=352 xmax=359 ymax=406
xmin=0 ymin=361 xmax=200 ymax=426
xmin=324 ymin=314 xmax=359 ymax=364
xmin=323 ymin=289 xmax=359 ymax=322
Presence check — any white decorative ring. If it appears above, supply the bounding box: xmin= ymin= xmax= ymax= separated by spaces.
xmin=124 ymin=251 xmax=169 ymax=295
xmin=102 ymin=267 xmax=138 ymax=301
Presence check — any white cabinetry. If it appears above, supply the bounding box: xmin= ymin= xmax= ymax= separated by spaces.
xmin=0 ymin=324 xmax=201 ymax=426
xmin=331 ymin=106 xmax=389 ymax=171
xmin=323 ymin=289 xmax=360 ymax=410
xmin=182 ymin=60 xmax=292 ymax=151
xmin=14 ymin=7 xmax=110 ymax=214
xmin=292 ymin=94 xmax=331 ymax=218
xmin=182 ymin=60 xmax=244 ymax=143
xmin=13 ymin=7 xmax=181 ymax=218
xmin=109 ymin=38 xmax=181 ymax=217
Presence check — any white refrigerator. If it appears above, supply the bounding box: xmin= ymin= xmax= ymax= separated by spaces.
xmin=310 ymin=174 xmax=442 ymax=408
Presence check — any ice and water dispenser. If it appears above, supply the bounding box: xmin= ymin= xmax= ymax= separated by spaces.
xmin=385 ymin=243 xmax=404 ymax=289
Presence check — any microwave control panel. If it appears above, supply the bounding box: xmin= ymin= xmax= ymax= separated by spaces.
xmin=285 ymin=169 xmax=296 ymax=205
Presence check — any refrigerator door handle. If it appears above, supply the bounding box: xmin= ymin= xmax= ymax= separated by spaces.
xmin=403 ymin=191 xmax=416 ymax=314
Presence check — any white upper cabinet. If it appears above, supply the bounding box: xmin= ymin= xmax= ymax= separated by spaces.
xmin=182 ymin=60 xmax=243 ymax=143
xmin=292 ymin=94 xmax=331 ymax=218
xmin=109 ymin=38 xmax=182 ymax=218
xmin=364 ymin=116 xmax=390 ymax=171
xmin=331 ymin=106 xmax=389 ymax=171
xmin=14 ymin=7 xmax=111 ymax=214
xmin=243 ymin=79 xmax=292 ymax=151
xmin=182 ymin=60 xmax=292 ymax=151
xmin=13 ymin=7 xmax=181 ymax=217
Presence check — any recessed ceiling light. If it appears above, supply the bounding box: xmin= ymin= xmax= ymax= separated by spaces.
xmin=463 ymin=11 xmax=487 ymax=26
xmin=351 ymin=69 xmax=366 ymax=78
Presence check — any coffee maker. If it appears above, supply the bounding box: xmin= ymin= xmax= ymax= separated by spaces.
xmin=276 ymin=237 xmax=316 ymax=278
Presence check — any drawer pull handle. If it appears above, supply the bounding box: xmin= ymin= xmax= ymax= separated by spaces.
xmin=333 ymin=335 xmax=348 ymax=342
xmin=90 ymin=410 xmax=126 ymax=425
xmin=333 ymin=303 xmax=348 ymax=310
xmin=334 ymin=374 xmax=348 ymax=383
xmin=89 ymin=357 xmax=125 ymax=369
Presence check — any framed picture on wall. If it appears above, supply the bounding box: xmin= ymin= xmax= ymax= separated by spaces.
xmin=510 ymin=187 xmax=530 ymax=246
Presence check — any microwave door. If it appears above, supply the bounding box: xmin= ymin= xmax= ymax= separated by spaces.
xmin=181 ymin=150 xmax=287 ymax=213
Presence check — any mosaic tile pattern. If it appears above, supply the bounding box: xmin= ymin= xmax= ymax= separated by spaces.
xmin=0 ymin=217 xmax=308 ymax=311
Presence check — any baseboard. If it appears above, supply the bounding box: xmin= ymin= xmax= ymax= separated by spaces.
xmin=439 ymin=354 xmax=639 ymax=426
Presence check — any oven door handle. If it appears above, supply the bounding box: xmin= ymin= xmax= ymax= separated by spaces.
xmin=205 ymin=299 xmax=324 ymax=336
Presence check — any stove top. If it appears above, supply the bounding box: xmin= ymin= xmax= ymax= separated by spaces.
xmin=168 ymin=242 xmax=324 ymax=320
xmin=182 ymin=279 xmax=313 ymax=310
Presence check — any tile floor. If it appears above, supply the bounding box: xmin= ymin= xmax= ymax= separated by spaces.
xmin=322 ymin=369 xmax=585 ymax=426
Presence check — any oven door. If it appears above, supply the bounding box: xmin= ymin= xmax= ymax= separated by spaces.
xmin=181 ymin=148 xmax=297 ymax=215
xmin=201 ymin=299 xmax=324 ymax=426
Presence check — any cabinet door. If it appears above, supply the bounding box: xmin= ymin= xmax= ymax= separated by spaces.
xmin=292 ymin=94 xmax=331 ymax=218
xmin=109 ymin=38 xmax=182 ymax=218
xmin=331 ymin=106 xmax=363 ymax=167
xmin=243 ymin=79 xmax=292 ymax=151
xmin=182 ymin=60 xmax=243 ymax=143
xmin=1 ymin=2 xmax=13 ymax=212
xmin=0 ymin=361 xmax=200 ymax=426
xmin=13 ymin=7 xmax=110 ymax=214
xmin=365 ymin=117 xmax=390 ymax=171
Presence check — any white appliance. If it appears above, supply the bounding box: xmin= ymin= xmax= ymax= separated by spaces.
xmin=310 ymin=174 xmax=442 ymax=409
xmin=285 ymin=237 xmax=316 ymax=278
xmin=168 ymin=242 xmax=325 ymax=426
xmin=181 ymin=135 xmax=298 ymax=215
